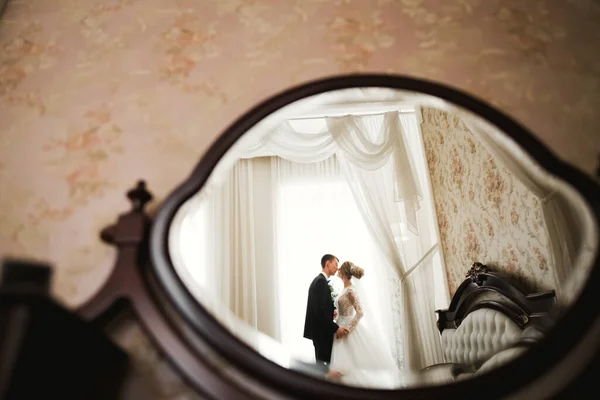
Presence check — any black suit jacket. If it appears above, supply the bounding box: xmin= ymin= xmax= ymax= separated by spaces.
xmin=303 ymin=274 xmax=339 ymax=343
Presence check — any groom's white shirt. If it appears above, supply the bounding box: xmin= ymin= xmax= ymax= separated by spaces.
xmin=320 ymin=271 xmax=328 ymax=280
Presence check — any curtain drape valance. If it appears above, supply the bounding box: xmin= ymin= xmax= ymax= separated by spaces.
xmin=242 ymin=112 xmax=423 ymax=235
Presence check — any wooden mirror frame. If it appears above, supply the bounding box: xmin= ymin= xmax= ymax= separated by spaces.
xmin=79 ymin=74 xmax=600 ymax=399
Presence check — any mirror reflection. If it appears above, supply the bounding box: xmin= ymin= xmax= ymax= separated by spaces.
xmin=168 ymin=88 xmax=596 ymax=389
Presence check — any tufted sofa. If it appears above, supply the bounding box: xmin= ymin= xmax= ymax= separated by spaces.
xmin=440 ymin=307 xmax=523 ymax=366
xmin=427 ymin=263 xmax=556 ymax=380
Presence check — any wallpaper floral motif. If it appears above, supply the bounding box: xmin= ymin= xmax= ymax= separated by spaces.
xmin=1 ymin=0 xmax=599 ymax=397
xmin=1 ymin=0 xmax=598 ymax=309
xmin=421 ymin=108 xmax=555 ymax=296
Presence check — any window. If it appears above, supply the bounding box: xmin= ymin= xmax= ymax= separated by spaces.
xmin=274 ymin=160 xmax=397 ymax=363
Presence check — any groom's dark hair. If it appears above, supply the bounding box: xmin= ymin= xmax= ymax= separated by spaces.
xmin=321 ymin=254 xmax=339 ymax=268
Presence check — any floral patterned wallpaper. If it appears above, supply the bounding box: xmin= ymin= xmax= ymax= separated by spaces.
xmin=421 ymin=108 xmax=555 ymax=296
xmin=1 ymin=0 xmax=599 ymax=396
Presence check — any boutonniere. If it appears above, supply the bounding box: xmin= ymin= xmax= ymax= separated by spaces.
xmin=328 ymin=281 xmax=339 ymax=310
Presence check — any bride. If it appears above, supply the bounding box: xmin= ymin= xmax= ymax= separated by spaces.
xmin=329 ymin=261 xmax=399 ymax=380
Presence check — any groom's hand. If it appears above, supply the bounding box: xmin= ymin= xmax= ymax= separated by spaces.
xmin=335 ymin=327 xmax=349 ymax=338
xmin=333 ymin=310 xmax=338 ymax=319
xmin=326 ymin=369 xmax=343 ymax=381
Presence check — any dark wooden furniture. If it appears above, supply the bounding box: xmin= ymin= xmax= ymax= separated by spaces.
xmin=436 ymin=262 xmax=557 ymax=335
xmin=0 ymin=259 xmax=129 ymax=400
xmin=76 ymin=181 xmax=250 ymax=399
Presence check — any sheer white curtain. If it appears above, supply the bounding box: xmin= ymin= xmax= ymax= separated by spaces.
xmin=243 ymin=112 xmax=422 ymax=234
xmin=398 ymin=112 xmax=448 ymax=368
xmin=330 ymin=114 xmax=444 ymax=371
xmin=272 ymin=156 xmax=399 ymax=365
xmin=181 ymin=158 xmax=281 ymax=340
xmin=338 ymin=151 xmax=444 ymax=371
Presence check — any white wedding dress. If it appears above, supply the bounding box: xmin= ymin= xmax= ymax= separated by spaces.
xmin=329 ymin=284 xmax=400 ymax=387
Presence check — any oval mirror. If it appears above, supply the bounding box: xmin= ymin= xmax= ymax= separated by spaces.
xmin=150 ymin=75 xmax=600 ymax=398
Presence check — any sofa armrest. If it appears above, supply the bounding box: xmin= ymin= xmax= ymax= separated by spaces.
xmin=420 ymin=362 xmax=479 ymax=382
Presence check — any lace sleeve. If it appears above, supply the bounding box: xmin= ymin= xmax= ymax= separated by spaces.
xmin=346 ymin=288 xmax=364 ymax=332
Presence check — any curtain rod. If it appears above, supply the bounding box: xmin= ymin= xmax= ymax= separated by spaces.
xmin=283 ymin=101 xmax=416 ymax=121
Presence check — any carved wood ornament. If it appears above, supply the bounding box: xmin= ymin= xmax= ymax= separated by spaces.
xmin=76 ymin=180 xmax=249 ymax=399
xmin=436 ymin=263 xmax=556 ymax=334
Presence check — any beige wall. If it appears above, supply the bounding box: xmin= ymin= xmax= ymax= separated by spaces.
xmin=1 ymin=0 xmax=599 ymax=396
xmin=1 ymin=0 xmax=599 ymax=308
xmin=420 ymin=108 xmax=555 ymax=296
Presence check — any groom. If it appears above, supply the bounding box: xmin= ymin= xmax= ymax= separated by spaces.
xmin=303 ymin=254 xmax=349 ymax=365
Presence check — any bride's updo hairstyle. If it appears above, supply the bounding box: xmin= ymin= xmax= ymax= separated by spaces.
xmin=339 ymin=261 xmax=365 ymax=280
